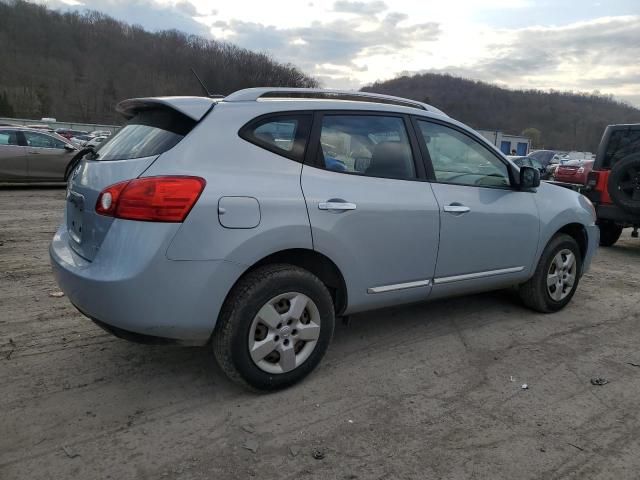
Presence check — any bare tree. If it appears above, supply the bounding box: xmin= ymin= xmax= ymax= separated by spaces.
xmin=364 ymin=73 xmax=640 ymax=152
xmin=0 ymin=0 xmax=318 ymax=124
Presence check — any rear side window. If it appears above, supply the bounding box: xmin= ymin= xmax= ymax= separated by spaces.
xmin=94 ymin=108 xmax=195 ymax=161
xmin=316 ymin=115 xmax=416 ymax=180
xmin=0 ymin=130 xmax=19 ymax=146
xmin=603 ymin=129 xmax=640 ymax=168
xmin=239 ymin=114 xmax=311 ymax=162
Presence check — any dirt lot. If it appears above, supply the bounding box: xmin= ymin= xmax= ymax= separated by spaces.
xmin=1 ymin=186 xmax=640 ymax=480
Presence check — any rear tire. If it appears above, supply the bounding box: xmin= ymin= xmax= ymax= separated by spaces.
xmin=213 ymin=264 xmax=335 ymax=391
xmin=519 ymin=234 xmax=582 ymax=313
xmin=598 ymin=220 xmax=623 ymax=247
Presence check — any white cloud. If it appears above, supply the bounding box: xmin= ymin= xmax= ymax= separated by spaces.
xmin=40 ymin=0 xmax=640 ymax=106
xmin=332 ymin=0 xmax=388 ymax=15
xmin=206 ymin=13 xmax=440 ymax=87
xmin=417 ymin=15 xmax=640 ymax=105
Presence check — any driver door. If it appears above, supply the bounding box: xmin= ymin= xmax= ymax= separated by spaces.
xmin=413 ymin=118 xmax=540 ymax=295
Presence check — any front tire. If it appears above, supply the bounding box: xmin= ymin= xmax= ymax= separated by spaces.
xmin=519 ymin=234 xmax=582 ymax=313
xmin=213 ymin=264 xmax=335 ymax=391
xmin=598 ymin=220 xmax=623 ymax=247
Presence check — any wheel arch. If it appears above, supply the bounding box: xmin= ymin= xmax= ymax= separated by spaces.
xmin=226 ymin=248 xmax=348 ymax=316
xmin=555 ymin=222 xmax=588 ymax=260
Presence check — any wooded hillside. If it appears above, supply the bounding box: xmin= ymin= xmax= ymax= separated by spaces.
xmin=363 ymin=73 xmax=640 ymax=152
xmin=0 ymin=0 xmax=317 ymax=124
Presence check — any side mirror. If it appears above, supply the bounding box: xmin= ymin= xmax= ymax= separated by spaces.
xmin=64 ymin=144 xmax=76 ymax=151
xmin=519 ymin=166 xmax=540 ymax=190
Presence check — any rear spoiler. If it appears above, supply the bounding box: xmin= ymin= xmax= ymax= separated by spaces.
xmin=116 ymin=96 xmax=218 ymax=122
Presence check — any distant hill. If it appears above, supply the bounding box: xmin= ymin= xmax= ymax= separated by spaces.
xmin=362 ymin=73 xmax=640 ymax=152
xmin=0 ymin=0 xmax=316 ymax=124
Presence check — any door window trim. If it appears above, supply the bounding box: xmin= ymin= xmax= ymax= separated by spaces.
xmin=410 ymin=116 xmax=517 ymax=190
xmin=238 ymin=111 xmax=313 ymax=163
xmin=304 ymin=110 xmax=428 ymax=181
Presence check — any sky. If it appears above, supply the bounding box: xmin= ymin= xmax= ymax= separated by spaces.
xmin=44 ymin=0 xmax=640 ymax=107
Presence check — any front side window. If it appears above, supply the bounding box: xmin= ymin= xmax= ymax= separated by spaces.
xmin=317 ymin=115 xmax=416 ymax=180
xmin=417 ymin=121 xmax=510 ymax=187
xmin=0 ymin=130 xmax=19 ymax=146
xmin=23 ymin=131 xmax=66 ymax=149
xmin=240 ymin=114 xmax=310 ymax=162
xmin=604 ymin=129 xmax=640 ymax=168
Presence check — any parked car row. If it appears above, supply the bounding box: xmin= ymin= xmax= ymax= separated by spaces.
xmin=56 ymin=128 xmax=112 ymax=147
xmin=507 ymin=149 xmax=597 ymax=187
xmin=0 ymin=126 xmax=82 ymax=182
xmin=527 ymin=128 xmax=640 ymax=246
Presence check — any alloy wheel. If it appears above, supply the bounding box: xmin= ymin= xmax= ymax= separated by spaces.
xmin=248 ymin=292 xmax=321 ymax=374
xmin=546 ymin=249 xmax=577 ymax=301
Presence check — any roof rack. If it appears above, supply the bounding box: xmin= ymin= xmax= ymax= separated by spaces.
xmin=223 ymin=88 xmax=446 ymax=115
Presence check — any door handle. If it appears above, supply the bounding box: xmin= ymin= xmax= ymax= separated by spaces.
xmin=443 ymin=204 xmax=471 ymax=214
xmin=318 ymin=201 xmax=357 ymax=211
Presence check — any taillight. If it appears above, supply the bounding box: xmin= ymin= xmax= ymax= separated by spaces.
xmin=586 ymin=171 xmax=599 ymax=188
xmin=96 ymin=176 xmax=206 ymax=222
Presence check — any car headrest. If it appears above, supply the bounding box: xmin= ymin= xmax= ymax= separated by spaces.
xmin=365 ymin=142 xmax=413 ymax=179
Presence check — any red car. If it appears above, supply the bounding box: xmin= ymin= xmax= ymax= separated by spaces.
xmin=54 ymin=128 xmax=89 ymax=140
xmin=554 ymin=159 xmax=594 ymax=185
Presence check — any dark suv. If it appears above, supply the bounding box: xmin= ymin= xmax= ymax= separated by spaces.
xmin=585 ymin=124 xmax=640 ymax=246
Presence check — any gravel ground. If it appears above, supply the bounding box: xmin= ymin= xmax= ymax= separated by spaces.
xmin=1 ymin=186 xmax=640 ymax=480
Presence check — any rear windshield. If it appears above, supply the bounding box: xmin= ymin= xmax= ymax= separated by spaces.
xmin=603 ymin=128 xmax=640 ymax=168
xmin=92 ymin=108 xmax=195 ymax=161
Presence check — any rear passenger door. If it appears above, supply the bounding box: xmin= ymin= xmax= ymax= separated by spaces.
xmin=0 ymin=129 xmax=27 ymax=180
xmin=301 ymin=112 xmax=440 ymax=314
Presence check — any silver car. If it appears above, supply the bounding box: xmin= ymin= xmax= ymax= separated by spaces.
xmin=0 ymin=127 xmax=79 ymax=182
xmin=50 ymin=89 xmax=599 ymax=390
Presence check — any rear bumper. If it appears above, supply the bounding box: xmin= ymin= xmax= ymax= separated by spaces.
xmin=50 ymin=223 xmax=245 ymax=345
xmin=594 ymin=203 xmax=640 ymax=226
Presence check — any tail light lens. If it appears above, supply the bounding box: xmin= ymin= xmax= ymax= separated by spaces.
xmin=96 ymin=176 xmax=206 ymax=222
xmin=586 ymin=171 xmax=599 ymax=188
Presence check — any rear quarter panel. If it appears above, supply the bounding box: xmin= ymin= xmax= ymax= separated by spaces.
xmin=144 ymin=102 xmax=314 ymax=265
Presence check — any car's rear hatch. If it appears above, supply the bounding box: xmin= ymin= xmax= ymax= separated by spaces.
xmin=65 ymin=96 xmax=216 ymax=261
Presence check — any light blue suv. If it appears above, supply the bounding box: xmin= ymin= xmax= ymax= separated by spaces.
xmin=50 ymin=89 xmax=599 ymax=390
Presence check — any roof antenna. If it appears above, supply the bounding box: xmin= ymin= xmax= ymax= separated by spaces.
xmin=191 ymin=68 xmax=224 ymax=98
